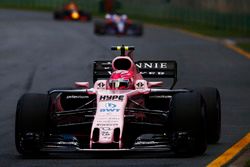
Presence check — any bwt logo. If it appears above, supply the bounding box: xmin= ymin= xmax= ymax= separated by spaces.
xmin=105 ymin=103 xmax=116 ymax=108
xmin=100 ymin=103 xmax=120 ymax=112
xmin=99 ymin=95 xmax=124 ymax=101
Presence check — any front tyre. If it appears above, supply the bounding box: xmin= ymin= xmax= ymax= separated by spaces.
xmin=170 ymin=92 xmax=207 ymax=156
xmin=15 ymin=94 xmax=50 ymax=155
xmin=197 ymin=87 xmax=221 ymax=144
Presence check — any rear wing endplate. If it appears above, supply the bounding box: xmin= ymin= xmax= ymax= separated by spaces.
xmin=93 ymin=61 xmax=177 ymax=89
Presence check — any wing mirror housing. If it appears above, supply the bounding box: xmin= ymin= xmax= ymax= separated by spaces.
xmin=148 ymin=81 xmax=163 ymax=88
xmin=75 ymin=82 xmax=89 ymax=89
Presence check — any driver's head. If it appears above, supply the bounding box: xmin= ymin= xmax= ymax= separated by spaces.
xmin=65 ymin=1 xmax=78 ymax=10
xmin=109 ymin=70 xmax=133 ymax=90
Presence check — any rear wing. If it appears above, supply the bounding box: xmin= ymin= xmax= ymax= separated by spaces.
xmin=93 ymin=60 xmax=177 ymax=89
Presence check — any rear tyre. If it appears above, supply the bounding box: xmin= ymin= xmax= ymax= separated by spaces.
xmin=79 ymin=11 xmax=92 ymax=21
xmin=197 ymin=87 xmax=221 ymax=144
xmin=170 ymin=92 xmax=207 ymax=156
xmin=134 ymin=23 xmax=143 ymax=36
xmin=129 ymin=23 xmax=143 ymax=36
xmin=15 ymin=94 xmax=50 ymax=155
xmin=86 ymin=13 xmax=92 ymax=21
xmin=53 ymin=11 xmax=63 ymax=20
xmin=94 ymin=21 xmax=106 ymax=35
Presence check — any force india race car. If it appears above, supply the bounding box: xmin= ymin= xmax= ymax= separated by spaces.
xmin=53 ymin=1 xmax=91 ymax=21
xmin=94 ymin=14 xmax=143 ymax=36
xmin=15 ymin=45 xmax=221 ymax=156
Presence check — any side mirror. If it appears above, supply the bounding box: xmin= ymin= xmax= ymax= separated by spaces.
xmin=148 ymin=81 xmax=163 ymax=88
xmin=75 ymin=82 xmax=89 ymax=89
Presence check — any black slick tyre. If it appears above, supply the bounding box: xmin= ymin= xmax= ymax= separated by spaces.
xmin=197 ymin=87 xmax=221 ymax=144
xmin=53 ymin=11 xmax=63 ymax=20
xmin=170 ymin=92 xmax=207 ymax=156
xmin=15 ymin=93 xmax=50 ymax=155
xmin=94 ymin=22 xmax=106 ymax=35
xmin=135 ymin=23 xmax=143 ymax=36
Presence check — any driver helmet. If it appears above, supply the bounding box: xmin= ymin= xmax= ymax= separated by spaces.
xmin=121 ymin=14 xmax=127 ymax=20
xmin=65 ymin=1 xmax=78 ymax=10
xmin=109 ymin=70 xmax=134 ymax=89
xmin=105 ymin=13 xmax=111 ymax=19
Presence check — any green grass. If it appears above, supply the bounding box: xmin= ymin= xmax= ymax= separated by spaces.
xmin=0 ymin=4 xmax=54 ymax=11
xmin=237 ymin=42 xmax=250 ymax=53
xmin=243 ymin=146 xmax=250 ymax=167
xmin=128 ymin=15 xmax=250 ymax=38
xmin=169 ymin=23 xmax=250 ymax=38
xmin=245 ymin=159 xmax=250 ymax=167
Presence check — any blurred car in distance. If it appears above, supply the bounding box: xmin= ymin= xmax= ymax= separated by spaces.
xmin=54 ymin=1 xmax=91 ymax=21
xmin=94 ymin=13 xmax=143 ymax=36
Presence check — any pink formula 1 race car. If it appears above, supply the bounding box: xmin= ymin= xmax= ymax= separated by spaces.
xmin=15 ymin=45 xmax=221 ymax=156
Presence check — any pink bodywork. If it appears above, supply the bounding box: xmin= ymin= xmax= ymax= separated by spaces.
xmin=75 ymin=56 xmax=162 ymax=149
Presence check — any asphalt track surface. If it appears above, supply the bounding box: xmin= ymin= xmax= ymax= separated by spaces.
xmin=0 ymin=9 xmax=249 ymax=167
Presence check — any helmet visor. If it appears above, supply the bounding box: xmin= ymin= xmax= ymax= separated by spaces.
xmin=109 ymin=79 xmax=129 ymax=89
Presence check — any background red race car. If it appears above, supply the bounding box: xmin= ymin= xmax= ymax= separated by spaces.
xmin=53 ymin=1 xmax=91 ymax=21
xmin=94 ymin=13 xmax=143 ymax=36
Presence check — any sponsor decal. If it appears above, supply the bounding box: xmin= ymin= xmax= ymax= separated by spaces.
xmin=97 ymin=82 xmax=105 ymax=88
xmin=108 ymin=117 xmax=119 ymax=120
xmin=101 ymin=127 xmax=111 ymax=131
xmin=136 ymin=82 xmax=144 ymax=88
xmin=136 ymin=62 xmax=168 ymax=69
xmin=100 ymin=103 xmax=120 ymax=112
xmin=149 ymin=95 xmax=171 ymax=99
xmin=105 ymin=103 xmax=116 ymax=108
xmin=106 ymin=71 xmax=167 ymax=76
xmin=66 ymin=95 xmax=89 ymax=99
xmin=100 ymin=127 xmax=111 ymax=137
xmin=103 ymin=136 xmax=111 ymax=139
xmin=99 ymin=95 xmax=124 ymax=101
xmin=100 ymin=109 xmax=119 ymax=112
xmin=97 ymin=119 xmax=119 ymax=123
xmin=97 ymin=124 xmax=119 ymax=126
xmin=101 ymin=131 xmax=110 ymax=136
xmin=135 ymin=141 xmax=159 ymax=145
xmin=140 ymin=71 xmax=166 ymax=75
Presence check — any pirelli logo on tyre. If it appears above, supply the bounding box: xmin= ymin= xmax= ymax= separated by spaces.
xmin=99 ymin=95 xmax=124 ymax=101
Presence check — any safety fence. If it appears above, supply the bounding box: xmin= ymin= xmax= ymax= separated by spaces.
xmin=120 ymin=0 xmax=250 ymax=33
xmin=0 ymin=0 xmax=99 ymax=12
xmin=0 ymin=0 xmax=249 ymax=34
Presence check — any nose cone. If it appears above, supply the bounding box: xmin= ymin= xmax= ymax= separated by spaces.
xmin=99 ymin=127 xmax=114 ymax=143
xmin=117 ymin=22 xmax=125 ymax=33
